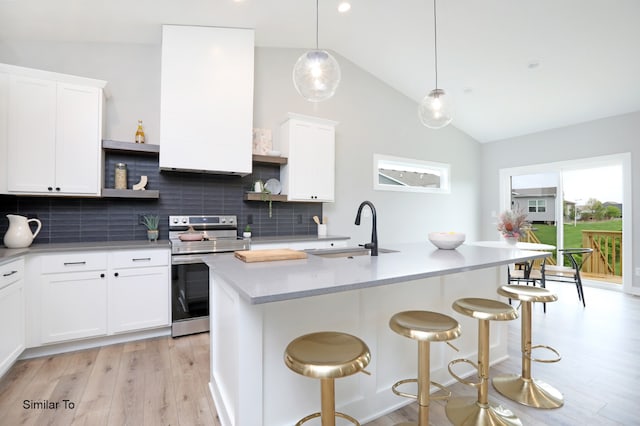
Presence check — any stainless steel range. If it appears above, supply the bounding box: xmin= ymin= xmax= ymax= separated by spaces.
xmin=169 ymin=215 xmax=249 ymax=337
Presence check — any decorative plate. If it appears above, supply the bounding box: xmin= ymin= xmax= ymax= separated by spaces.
xmin=264 ymin=178 xmax=282 ymax=195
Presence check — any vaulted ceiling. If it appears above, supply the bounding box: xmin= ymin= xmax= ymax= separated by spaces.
xmin=2 ymin=0 xmax=639 ymax=142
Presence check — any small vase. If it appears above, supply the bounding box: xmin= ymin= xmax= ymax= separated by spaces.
xmin=147 ymin=229 xmax=159 ymax=242
xmin=504 ymin=235 xmax=518 ymax=245
xmin=243 ymin=232 xmax=252 ymax=239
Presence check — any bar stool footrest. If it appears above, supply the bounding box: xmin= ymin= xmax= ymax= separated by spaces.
xmin=525 ymin=344 xmax=562 ymax=363
xmin=448 ymin=358 xmax=482 ymax=388
xmin=295 ymin=411 xmax=361 ymax=426
xmin=391 ymin=378 xmax=452 ymax=401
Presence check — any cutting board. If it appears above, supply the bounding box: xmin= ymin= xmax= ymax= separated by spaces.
xmin=234 ymin=249 xmax=308 ymax=263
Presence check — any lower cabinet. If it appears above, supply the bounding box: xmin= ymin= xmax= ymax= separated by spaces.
xmin=41 ymin=269 xmax=108 ymax=343
xmin=109 ymin=250 xmax=170 ymax=334
xmin=0 ymin=258 xmax=25 ymax=377
xmin=29 ymin=248 xmax=170 ymax=346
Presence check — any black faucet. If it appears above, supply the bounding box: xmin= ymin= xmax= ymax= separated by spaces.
xmin=355 ymin=201 xmax=378 ymax=256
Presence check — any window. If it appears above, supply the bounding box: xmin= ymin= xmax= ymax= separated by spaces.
xmin=528 ymin=199 xmax=546 ymax=212
xmin=373 ymin=154 xmax=450 ymax=194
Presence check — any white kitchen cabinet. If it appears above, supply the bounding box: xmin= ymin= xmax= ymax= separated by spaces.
xmin=0 ymin=258 xmax=25 ymax=378
xmin=28 ymin=248 xmax=170 ymax=346
xmin=160 ymin=25 xmax=254 ymax=175
xmin=40 ymin=252 xmax=108 ymax=343
xmin=108 ymin=249 xmax=170 ymax=334
xmin=0 ymin=72 xmax=8 ymax=194
xmin=278 ymin=113 xmax=338 ymax=202
xmin=3 ymin=64 xmax=105 ymax=196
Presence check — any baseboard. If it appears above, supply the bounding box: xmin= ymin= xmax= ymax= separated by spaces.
xmin=18 ymin=327 xmax=171 ymax=360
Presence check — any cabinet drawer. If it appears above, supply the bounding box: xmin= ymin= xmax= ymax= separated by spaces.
xmin=0 ymin=259 xmax=24 ymax=289
xmin=110 ymin=250 xmax=169 ymax=269
xmin=41 ymin=252 xmax=107 ymax=274
xmin=0 ymin=258 xmax=24 ymax=290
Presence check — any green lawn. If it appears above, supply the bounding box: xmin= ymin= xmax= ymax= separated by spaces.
xmin=531 ymin=220 xmax=622 ymax=269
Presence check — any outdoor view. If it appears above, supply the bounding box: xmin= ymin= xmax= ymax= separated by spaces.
xmin=511 ymin=165 xmax=623 ymax=285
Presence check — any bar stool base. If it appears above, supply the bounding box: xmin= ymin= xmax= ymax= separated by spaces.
xmin=445 ymin=397 xmax=522 ymax=426
xmin=492 ymin=374 xmax=564 ymax=409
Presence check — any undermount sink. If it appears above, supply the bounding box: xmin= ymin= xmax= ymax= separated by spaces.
xmin=306 ymin=247 xmax=399 ymax=258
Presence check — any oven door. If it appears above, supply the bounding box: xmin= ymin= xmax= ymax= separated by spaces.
xmin=171 ymin=254 xmax=210 ymax=337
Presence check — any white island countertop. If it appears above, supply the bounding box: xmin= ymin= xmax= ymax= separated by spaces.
xmin=204 ymin=242 xmax=550 ymax=305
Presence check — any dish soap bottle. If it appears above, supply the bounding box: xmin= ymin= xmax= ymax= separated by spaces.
xmin=135 ymin=120 xmax=145 ymax=144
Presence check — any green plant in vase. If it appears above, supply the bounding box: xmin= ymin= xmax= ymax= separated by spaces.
xmin=142 ymin=214 xmax=159 ymax=242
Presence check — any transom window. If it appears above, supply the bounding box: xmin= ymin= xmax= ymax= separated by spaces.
xmin=373 ymin=154 xmax=450 ymax=194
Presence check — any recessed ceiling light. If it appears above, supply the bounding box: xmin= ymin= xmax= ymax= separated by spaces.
xmin=338 ymin=2 xmax=351 ymax=13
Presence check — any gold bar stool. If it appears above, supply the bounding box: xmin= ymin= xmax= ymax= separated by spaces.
xmin=493 ymin=285 xmax=563 ymax=408
xmin=389 ymin=311 xmax=461 ymax=426
xmin=284 ymin=331 xmax=371 ymax=426
xmin=446 ymin=298 xmax=521 ymax=426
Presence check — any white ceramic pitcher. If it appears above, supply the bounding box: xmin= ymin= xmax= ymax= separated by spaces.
xmin=4 ymin=214 xmax=42 ymax=248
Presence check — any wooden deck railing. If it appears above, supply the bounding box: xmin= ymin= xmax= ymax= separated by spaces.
xmin=522 ymin=228 xmax=556 ymax=266
xmin=582 ymin=230 xmax=622 ymax=276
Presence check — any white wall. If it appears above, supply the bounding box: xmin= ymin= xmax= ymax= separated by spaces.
xmin=0 ymin=41 xmax=482 ymax=245
xmin=253 ymin=47 xmax=481 ymax=245
xmin=480 ymin=112 xmax=639 ymax=290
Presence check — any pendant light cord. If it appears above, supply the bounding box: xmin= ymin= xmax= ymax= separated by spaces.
xmin=433 ymin=0 xmax=439 ymax=90
xmin=315 ymin=0 xmax=319 ymax=49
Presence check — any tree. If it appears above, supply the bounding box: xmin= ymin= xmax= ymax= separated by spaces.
xmin=605 ymin=205 xmax=621 ymax=219
xmin=582 ymin=198 xmax=605 ymax=220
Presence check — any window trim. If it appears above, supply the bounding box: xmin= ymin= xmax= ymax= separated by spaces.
xmin=373 ymin=154 xmax=450 ymax=194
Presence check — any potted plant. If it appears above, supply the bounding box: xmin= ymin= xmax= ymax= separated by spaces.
xmin=142 ymin=214 xmax=159 ymax=242
xmin=243 ymin=224 xmax=252 ymax=239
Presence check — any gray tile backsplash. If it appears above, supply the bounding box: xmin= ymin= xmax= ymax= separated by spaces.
xmin=0 ymin=152 xmax=322 ymax=244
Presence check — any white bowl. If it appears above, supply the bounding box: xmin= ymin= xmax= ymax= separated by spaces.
xmin=428 ymin=232 xmax=466 ymax=250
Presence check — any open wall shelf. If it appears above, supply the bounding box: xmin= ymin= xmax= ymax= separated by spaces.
xmin=102 ymin=140 xmax=160 ymax=155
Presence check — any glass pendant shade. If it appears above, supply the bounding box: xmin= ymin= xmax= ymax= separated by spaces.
xmin=418 ymin=88 xmax=453 ymax=129
xmin=292 ymin=49 xmax=341 ymax=102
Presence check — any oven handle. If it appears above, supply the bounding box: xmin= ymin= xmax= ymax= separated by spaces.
xmin=171 ymin=254 xmax=206 ymax=265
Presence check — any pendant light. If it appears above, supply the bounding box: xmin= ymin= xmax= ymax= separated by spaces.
xmin=293 ymin=0 xmax=341 ymax=102
xmin=418 ymin=0 xmax=453 ymax=128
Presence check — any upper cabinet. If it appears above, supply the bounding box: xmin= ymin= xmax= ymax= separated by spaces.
xmin=159 ymin=25 xmax=254 ymax=176
xmin=278 ymin=113 xmax=338 ymax=202
xmin=0 ymin=63 xmax=106 ymax=196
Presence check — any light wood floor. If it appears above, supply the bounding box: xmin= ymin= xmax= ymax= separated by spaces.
xmin=0 ymin=331 xmax=220 ymax=426
xmin=366 ymin=283 xmax=640 ymax=426
xmin=0 ymin=283 xmax=637 ymax=425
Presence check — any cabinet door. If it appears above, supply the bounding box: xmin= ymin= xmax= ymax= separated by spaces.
xmin=109 ymin=266 xmax=170 ymax=333
xmin=0 ymin=259 xmax=25 ymax=377
xmin=41 ymin=270 xmax=108 ymax=343
xmin=7 ymin=75 xmax=56 ymax=193
xmin=55 ymin=83 xmax=102 ymax=195
xmin=285 ymin=120 xmax=335 ymax=202
xmin=160 ymin=25 xmax=254 ymax=175
xmin=0 ymin=72 xmax=8 ymax=194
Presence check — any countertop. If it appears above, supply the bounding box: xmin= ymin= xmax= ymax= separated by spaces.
xmin=249 ymin=234 xmax=350 ymax=244
xmin=204 ymin=242 xmax=551 ymax=305
xmin=0 ymin=240 xmax=170 ymax=263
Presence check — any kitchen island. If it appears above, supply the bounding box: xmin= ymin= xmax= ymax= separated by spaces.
xmin=205 ymin=242 xmax=550 ymax=426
